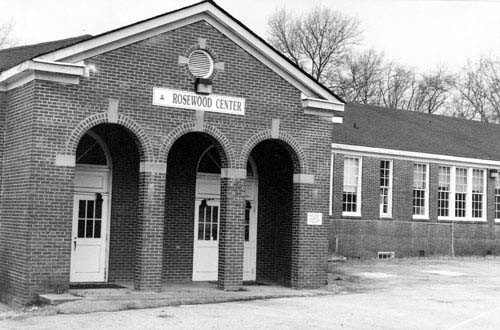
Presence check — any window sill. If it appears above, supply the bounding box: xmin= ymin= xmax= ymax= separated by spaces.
xmin=412 ymin=215 xmax=429 ymax=220
xmin=342 ymin=213 xmax=361 ymax=218
xmin=379 ymin=215 xmax=392 ymax=219
xmin=438 ymin=217 xmax=487 ymax=223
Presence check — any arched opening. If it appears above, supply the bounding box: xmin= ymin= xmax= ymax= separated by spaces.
xmin=163 ymin=133 xmax=225 ymax=282
xmin=249 ymin=139 xmax=296 ymax=285
xmin=163 ymin=133 xmax=258 ymax=282
xmin=71 ymin=124 xmax=140 ymax=284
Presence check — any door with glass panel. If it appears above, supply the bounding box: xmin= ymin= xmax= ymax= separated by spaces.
xmin=70 ymin=193 xmax=109 ymax=283
xmin=243 ymin=179 xmax=258 ymax=281
xmin=192 ymin=198 xmax=220 ymax=281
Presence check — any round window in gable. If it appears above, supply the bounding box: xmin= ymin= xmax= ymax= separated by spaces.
xmin=188 ymin=50 xmax=214 ymax=78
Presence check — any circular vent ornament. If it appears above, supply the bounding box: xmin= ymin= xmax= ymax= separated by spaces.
xmin=188 ymin=50 xmax=214 ymax=78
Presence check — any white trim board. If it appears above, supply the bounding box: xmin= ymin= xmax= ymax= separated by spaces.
xmin=0 ymin=60 xmax=85 ymax=91
xmin=332 ymin=143 xmax=500 ymax=169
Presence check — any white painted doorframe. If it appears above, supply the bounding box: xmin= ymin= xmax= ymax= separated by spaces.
xmin=244 ymin=178 xmax=258 ymax=281
xmin=70 ymin=165 xmax=112 ymax=283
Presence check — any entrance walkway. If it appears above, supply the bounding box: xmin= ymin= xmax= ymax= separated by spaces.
xmin=49 ymin=282 xmax=331 ymax=314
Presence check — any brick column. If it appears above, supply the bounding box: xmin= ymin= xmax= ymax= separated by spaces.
xmin=429 ymin=163 xmax=439 ymax=222
xmin=218 ymin=169 xmax=246 ymax=290
xmin=290 ymin=174 xmax=329 ymax=289
xmin=135 ymin=162 xmax=166 ymax=291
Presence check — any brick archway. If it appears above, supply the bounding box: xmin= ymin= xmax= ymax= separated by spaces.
xmin=64 ymin=113 xmax=154 ymax=162
xmin=238 ymin=130 xmax=308 ymax=174
xmin=159 ymin=122 xmax=235 ymax=168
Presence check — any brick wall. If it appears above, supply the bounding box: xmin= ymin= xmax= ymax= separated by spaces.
xmin=331 ymin=219 xmax=452 ymax=258
xmin=0 ymin=83 xmax=36 ymax=305
xmin=330 ymin=153 xmax=500 ymax=258
xmin=0 ymin=91 xmax=5 ymax=296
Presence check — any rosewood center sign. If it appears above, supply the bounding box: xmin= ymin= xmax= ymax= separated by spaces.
xmin=153 ymin=87 xmax=245 ymax=116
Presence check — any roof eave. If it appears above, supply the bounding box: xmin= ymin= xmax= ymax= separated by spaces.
xmin=0 ymin=60 xmax=85 ymax=91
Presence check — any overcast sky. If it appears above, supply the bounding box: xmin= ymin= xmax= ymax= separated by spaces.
xmin=1 ymin=0 xmax=500 ymax=71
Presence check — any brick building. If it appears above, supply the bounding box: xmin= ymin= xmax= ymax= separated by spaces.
xmin=330 ymin=103 xmax=500 ymax=258
xmin=0 ymin=1 xmax=343 ymax=305
xmin=0 ymin=1 xmax=499 ymax=306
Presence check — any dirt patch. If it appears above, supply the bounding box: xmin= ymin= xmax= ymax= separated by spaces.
xmin=326 ymin=256 xmax=500 ymax=297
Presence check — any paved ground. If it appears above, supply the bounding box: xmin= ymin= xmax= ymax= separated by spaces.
xmin=2 ymin=257 xmax=500 ymax=329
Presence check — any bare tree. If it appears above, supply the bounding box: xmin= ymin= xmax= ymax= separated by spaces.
xmin=378 ymin=63 xmax=416 ymax=110
xmin=454 ymin=59 xmax=490 ymax=121
xmin=268 ymin=6 xmax=361 ymax=84
xmin=0 ymin=20 xmax=16 ymax=49
xmin=332 ymin=49 xmax=384 ymax=104
xmin=409 ymin=68 xmax=455 ymax=114
xmin=481 ymin=57 xmax=500 ymax=121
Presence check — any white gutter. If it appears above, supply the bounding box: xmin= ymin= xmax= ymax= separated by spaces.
xmin=332 ymin=143 xmax=500 ymax=168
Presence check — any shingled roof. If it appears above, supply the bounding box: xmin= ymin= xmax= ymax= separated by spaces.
xmin=0 ymin=34 xmax=92 ymax=72
xmin=334 ymin=103 xmax=500 ymax=162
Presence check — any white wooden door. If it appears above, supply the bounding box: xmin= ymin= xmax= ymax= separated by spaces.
xmin=70 ymin=193 xmax=109 ymax=283
xmin=192 ymin=198 xmax=220 ymax=281
xmin=243 ymin=180 xmax=258 ymax=281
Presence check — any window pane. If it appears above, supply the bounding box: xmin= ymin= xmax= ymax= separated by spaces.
xmin=87 ymin=200 xmax=95 ymax=219
xmin=343 ymin=157 xmax=360 ymax=213
xmin=211 ymin=206 xmax=219 ymax=241
xmin=455 ymin=168 xmax=467 ymax=193
xmin=94 ymin=220 xmax=101 ymax=238
xmin=413 ymin=164 xmax=426 ymax=189
xmin=198 ymin=204 xmax=205 ymax=240
xmin=380 ymin=160 xmax=391 ymax=216
xmin=472 ymin=194 xmax=482 ymax=218
xmin=343 ymin=192 xmax=357 ymax=213
xmin=95 ymin=198 xmax=102 ymax=219
xmin=78 ymin=219 xmax=85 ymax=238
xmin=438 ymin=166 xmax=450 ymax=217
xmin=438 ymin=166 xmax=451 ymax=190
xmin=495 ymin=189 xmax=500 ymax=219
xmin=472 ymin=169 xmax=484 ymax=193
xmin=455 ymin=193 xmax=466 ymax=217
xmin=413 ymin=164 xmax=427 ymax=215
xmin=204 ymin=206 xmax=211 ymax=240
xmin=86 ymin=219 xmax=94 ymax=238
xmin=245 ymin=208 xmax=250 ymax=242
xmin=78 ymin=200 xmax=86 ymax=218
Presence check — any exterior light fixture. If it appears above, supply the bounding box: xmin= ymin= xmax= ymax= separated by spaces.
xmin=195 ymin=78 xmax=213 ymax=95
xmin=489 ymin=169 xmax=498 ymax=179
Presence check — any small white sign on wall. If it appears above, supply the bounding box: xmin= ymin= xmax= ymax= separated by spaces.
xmin=307 ymin=212 xmax=323 ymax=226
xmin=153 ymin=87 xmax=246 ymax=116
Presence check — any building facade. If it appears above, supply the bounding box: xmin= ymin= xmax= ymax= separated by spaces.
xmin=330 ymin=103 xmax=500 ymax=259
xmin=0 ymin=1 xmax=344 ymax=305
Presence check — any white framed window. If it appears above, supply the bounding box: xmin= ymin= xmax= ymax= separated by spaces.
xmin=379 ymin=160 xmax=392 ymax=218
xmin=343 ymin=156 xmax=362 ymax=216
xmin=471 ymin=169 xmax=485 ymax=219
xmin=437 ymin=166 xmax=486 ymax=221
xmin=495 ymin=176 xmax=500 ymax=222
xmin=412 ymin=163 xmax=429 ymax=219
xmin=438 ymin=166 xmax=451 ymax=217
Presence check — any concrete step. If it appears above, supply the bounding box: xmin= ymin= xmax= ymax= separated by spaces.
xmin=39 ymin=294 xmax=82 ymax=305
